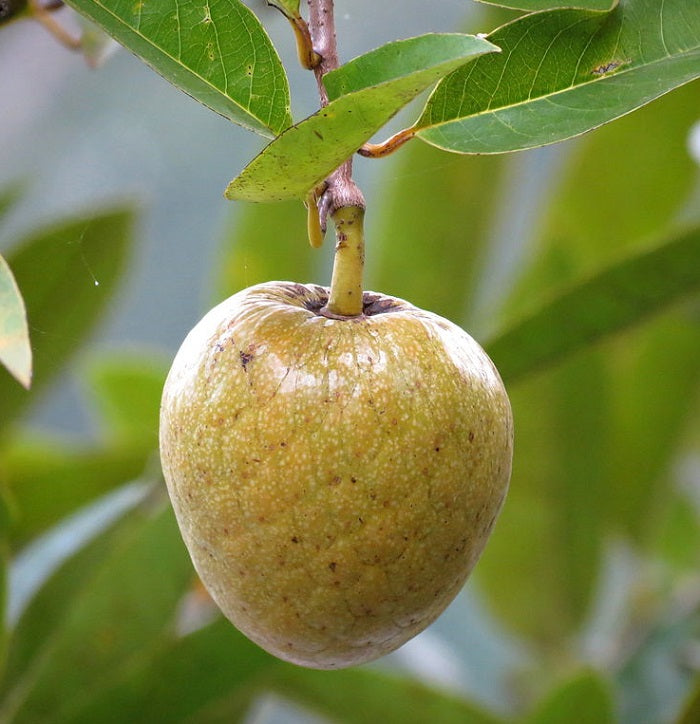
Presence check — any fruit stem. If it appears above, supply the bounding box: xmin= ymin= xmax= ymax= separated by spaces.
xmin=322 ymin=205 xmax=365 ymax=318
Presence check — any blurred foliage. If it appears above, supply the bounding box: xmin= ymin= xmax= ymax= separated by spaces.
xmin=0 ymin=2 xmax=699 ymax=723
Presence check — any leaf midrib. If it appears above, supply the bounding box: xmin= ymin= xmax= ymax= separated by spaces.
xmin=417 ymin=43 xmax=700 ymax=136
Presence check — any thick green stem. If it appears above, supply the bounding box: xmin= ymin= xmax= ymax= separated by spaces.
xmin=323 ymin=206 xmax=365 ymax=318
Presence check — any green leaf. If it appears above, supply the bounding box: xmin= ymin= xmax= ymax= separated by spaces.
xmin=416 ymin=0 xmax=700 ymax=154
xmin=85 ymin=352 xmax=169 ymax=448
xmin=0 ymin=503 xmax=141 ymax=703
xmin=6 ymin=504 xmax=193 ymax=723
xmin=58 ymin=618 xmax=274 ymax=723
xmin=0 ymin=208 xmax=134 ymax=434
xmin=265 ymin=665 xmax=506 ymax=724
xmin=526 ymin=671 xmax=615 ymax=723
xmin=485 ymin=225 xmax=700 ymax=384
xmin=2 ymin=434 xmax=151 ymax=550
xmin=0 ymin=255 xmax=31 ymax=389
xmin=61 ymin=0 xmax=292 ymax=137
xmin=478 ymin=0 xmax=614 ymax=9
xmin=604 ymin=318 xmax=700 ymax=545
xmin=474 ymin=84 xmax=700 ymax=644
xmin=214 ymin=200 xmax=318 ymax=301
xmin=225 ymin=33 xmax=499 ymax=202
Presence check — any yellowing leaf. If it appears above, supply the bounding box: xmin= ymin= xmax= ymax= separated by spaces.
xmin=0 ymin=254 xmax=31 ymax=389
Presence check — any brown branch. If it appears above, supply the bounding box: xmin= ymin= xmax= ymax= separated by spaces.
xmin=307 ymin=0 xmax=364 ymax=231
xmin=358 ymin=127 xmax=417 ymax=158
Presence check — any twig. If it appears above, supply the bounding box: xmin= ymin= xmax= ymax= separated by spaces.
xmin=307 ymin=0 xmax=364 ymax=231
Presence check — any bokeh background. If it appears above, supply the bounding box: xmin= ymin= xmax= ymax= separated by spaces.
xmin=1 ymin=1 xmax=700 ymax=722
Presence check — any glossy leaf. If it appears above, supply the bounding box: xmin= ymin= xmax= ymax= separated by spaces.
xmin=85 ymin=352 xmax=169 ymax=447
xmin=2 ymin=434 xmax=150 ymax=550
xmin=478 ymin=0 xmax=614 ymax=9
xmin=486 ymin=225 xmax=700 ymax=384
xmin=225 ymin=34 xmax=499 ymax=201
xmin=0 ymin=208 xmax=134 ymax=434
xmin=61 ymin=0 xmax=292 ymax=137
xmin=8 ymin=504 xmax=193 ymax=723
xmin=416 ymin=0 xmax=700 ymax=154
xmin=214 ymin=200 xmax=318 ymax=302
xmin=526 ymin=671 xmax=614 ymax=723
xmin=0 ymin=254 xmax=31 ymax=389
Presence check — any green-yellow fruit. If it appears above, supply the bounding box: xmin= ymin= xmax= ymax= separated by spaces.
xmin=159 ymin=281 xmax=513 ymax=669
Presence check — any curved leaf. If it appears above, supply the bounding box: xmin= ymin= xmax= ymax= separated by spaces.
xmin=265 ymin=665 xmax=506 ymax=724
xmin=3 ymin=435 xmax=151 ymax=550
xmin=526 ymin=671 xmax=614 ymax=723
xmin=416 ymin=0 xmax=700 ymax=154
xmin=478 ymin=0 xmax=614 ymax=9
xmin=225 ymin=34 xmax=499 ymax=202
xmin=486 ymin=225 xmax=700 ymax=384
xmin=7 ymin=504 xmax=193 ymax=723
xmin=0 ymin=208 xmax=135 ymax=434
xmin=0 ymin=255 xmax=31 ymax=389
xmin=62 ymin=0 xmax=292 ymax=137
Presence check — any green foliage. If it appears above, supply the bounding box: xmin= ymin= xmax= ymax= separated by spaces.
xmin=0 ymin=254 xmax=31 ymax=390
xmin=525 ymin=671 xmax=615 ymax=723
xmin=486 ymin=225 xmax=700 ymax=383
xmin=0 ymin=209 xmax=134 ymax=435
xmin=225 ymin=34 xmax=498 ymax=202
xmin=1 ymin=0 xmax=699 ymax=722
xmin=417 ymin=0 xmax=700 ymax=154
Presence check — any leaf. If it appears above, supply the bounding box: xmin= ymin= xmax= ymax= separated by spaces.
xmin=0 ymin=502 xmax=141 ymax=703
xmin=225 ymin=33 xmax=499 ymax=202
xmin=214 ymin=200 xmax=318 ymax=301
xmin=485 ymin=225 xmax=700 ymax=384
xmin=478 ymin=0 xmax=614 ymax=9
xmin=7 ymin=504 xmax=194 ymax=723
xmin=61 ymin=0 xmax=292 ymax=137
xmin=416 ymin=0 xmax=700 ymax=154
xmin=0 ymin=255 xmax=31 ymax=389
xmin=474 ymin=85 xmax=700 ymax=644
xmin=57 ymin=618 xmax=274 ymax=723
xmin=265 ymin=665 xmax=506 ymax=724
xmin=526 ymin=671 xmax=615 ymax=723
xmin=0 ymin=208 xmax=134 ymax=434
xmin=85 ymin=352 xmax=169 ymax=447
xmin=2 ymin=434 xmax=151 ymax=550
xmin=604 ymin=318 xmax=700 ymax=545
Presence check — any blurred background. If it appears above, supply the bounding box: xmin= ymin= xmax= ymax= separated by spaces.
xmin=1 ymin=1 xmax=699 ymax=722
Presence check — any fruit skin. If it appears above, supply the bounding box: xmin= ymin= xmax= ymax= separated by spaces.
xmin=159 ymin=281 xmax=513 ymax=669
